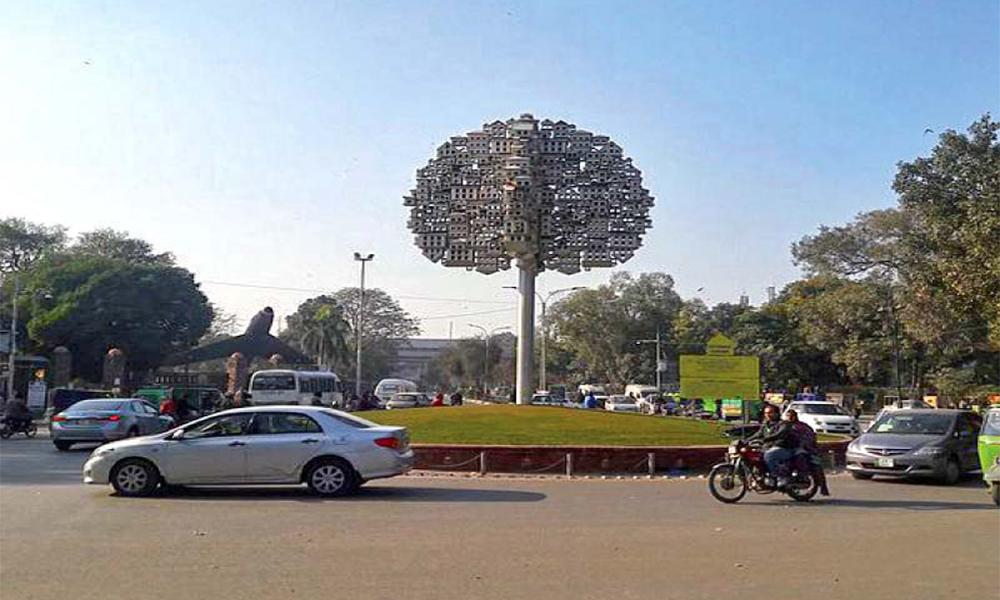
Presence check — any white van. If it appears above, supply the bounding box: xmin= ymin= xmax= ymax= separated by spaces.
xmin=375 ymin=379 xmax=418 ymax=406
xmin=248 ymin=370 xmax=343 ymax=407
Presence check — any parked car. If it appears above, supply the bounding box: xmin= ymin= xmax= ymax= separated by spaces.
xmin=783 ymin=401 xmax=860 ymax=436
xmin=385 ymin=392 xmax=431 ymax=409
xmin=51 ymin=398 xmax=175 ymax=451
xmin=604 ymin=395 xmax=639 ymax=412
xmin=846 ymin=409 xmax=981 ymax=484
xmin=82 ymin=406 xmax=413 ymax=497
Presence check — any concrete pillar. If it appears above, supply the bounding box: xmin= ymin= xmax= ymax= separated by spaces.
xmin=515 ymin=259 xmax=536 ymax=405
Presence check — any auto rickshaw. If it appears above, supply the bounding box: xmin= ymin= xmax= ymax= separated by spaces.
xmin=978 ymin=406 xmax=1000 ymax=507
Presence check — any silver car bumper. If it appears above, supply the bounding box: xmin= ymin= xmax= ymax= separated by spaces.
xmin=846 ymin=452 xmax=947 ymax=478
xmin=82 ymin=453 xmax=115 ymax=485
xmin=51 ymin=421 xmax=129 ymax=443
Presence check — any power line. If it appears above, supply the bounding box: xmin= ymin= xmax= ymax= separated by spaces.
xmin=200 ymin=279 xmax=512 ymax=305
xmin=416 ymin=307 xmax=514 ymax=321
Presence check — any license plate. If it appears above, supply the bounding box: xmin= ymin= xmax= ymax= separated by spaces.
xmin=877 ymin=457 xmax=894 ymax=468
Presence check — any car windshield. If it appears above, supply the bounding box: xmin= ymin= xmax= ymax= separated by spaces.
xmin=796 ymin=404 xmax=845 ymax=415
xmin=982 ymin=411 xmax=1000 ymax=436
xmin=872 ymin=413 xmax=954 ymax=435
xmin=65 ymin=400 xmax=125 ymax=413
xmin=251 ymin=375 xmax=296 ymax=391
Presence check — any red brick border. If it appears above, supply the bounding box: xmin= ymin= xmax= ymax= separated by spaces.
xmin=412 ymin=440 xmax=850 ymax=474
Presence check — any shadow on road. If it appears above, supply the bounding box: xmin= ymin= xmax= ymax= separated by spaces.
xmin=817 ymin=497 xmax=994 ymax=511
xmin=124 ymin=485 xmax=547 ymax=504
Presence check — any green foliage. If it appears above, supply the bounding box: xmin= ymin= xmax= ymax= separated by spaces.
xmin=25 ymin=256 xmax=212 ymax=381
xmin=72 ymin=228 xmax=175 ymax=265
xmin=280 ymin=295 xmax=352 ymax=368
xmin=0 ymin=217 xmax=67 ymax=273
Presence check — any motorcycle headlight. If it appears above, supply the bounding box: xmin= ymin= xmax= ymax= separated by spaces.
xmin=913 ymin=446 xmax=946 ymax=456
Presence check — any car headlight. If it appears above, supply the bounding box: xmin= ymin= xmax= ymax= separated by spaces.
xmin=913 ymin=446 xmax=946 ymax=456
xmin=94 ymin=446 xmax=117 ymax=458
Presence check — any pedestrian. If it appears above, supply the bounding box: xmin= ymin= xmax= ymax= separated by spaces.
xmin=159 ymin=395 xmax=178 ymax=422
xmin=449 ymin=391 xmax=463 ymax=406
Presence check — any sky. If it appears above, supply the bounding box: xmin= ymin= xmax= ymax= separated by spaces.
xmin=3 ymin=1 xmax=998 ymax=339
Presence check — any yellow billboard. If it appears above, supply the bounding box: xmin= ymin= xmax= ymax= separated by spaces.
xmin=679 ymin=355 xmax=760 ymax=400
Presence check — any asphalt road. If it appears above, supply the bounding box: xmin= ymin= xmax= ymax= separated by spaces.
xmin=1 ymin=434 xmax=997 ymax=600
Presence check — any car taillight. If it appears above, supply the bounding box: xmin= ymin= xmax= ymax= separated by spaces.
xmin=51 ymin=414 xmax=66 ymax=422
xmin=374 ymin=437 xmax=400 ymax=450
xmin=106 ymin=415 xmax=121 ymax=422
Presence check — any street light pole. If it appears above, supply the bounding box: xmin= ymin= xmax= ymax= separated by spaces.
xmin=469 ymin=324 xmax=510 ymax=400
xmin=353 ymin=252 xmax=374 ymax=397
xmin=636 ymin=327 xmax=663 ymax=391
xmin=6 ymin=273 xmax=19 ymax=404
xmin=503 ymin=285 xmax=584 ymax=394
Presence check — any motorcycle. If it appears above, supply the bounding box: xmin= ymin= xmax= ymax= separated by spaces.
xmin=0 ymin=417 xmax=38 ymax=439
xmin=708 ymin=439 xmax=820 ymax=503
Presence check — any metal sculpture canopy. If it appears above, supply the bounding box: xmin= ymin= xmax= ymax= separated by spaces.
xmin=405 ymin=114 xmax=653 ymax=275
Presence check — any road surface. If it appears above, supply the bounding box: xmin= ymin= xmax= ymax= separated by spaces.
xmin=1 ymin=435 xmax=996 ymax=600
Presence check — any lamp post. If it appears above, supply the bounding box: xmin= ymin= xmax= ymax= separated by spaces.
xmin=353 ymin=252 xmax=374 ymax=397
xmin=4 ymin=274 xmax=19 ymax=404
xmin=504 ymin=285 xmax=584 ymax=392
xmin=636 ymin=328 xmax=663 ymax=392
xmin=469 ymin=324 xmax=510 ymax=399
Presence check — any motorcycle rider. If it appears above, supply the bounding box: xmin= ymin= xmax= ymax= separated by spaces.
xmin=2 ymin=397 xmax=32 ymax=431
xmin=749 ymin=403 xmax=799 ymax=488
xmin=785 ymin=409 xmax=830 ymax=496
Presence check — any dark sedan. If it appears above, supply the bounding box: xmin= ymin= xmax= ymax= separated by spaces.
xmin=846 ymin=409 xmax=980 ymax=484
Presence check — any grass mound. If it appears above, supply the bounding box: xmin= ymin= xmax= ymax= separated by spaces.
xmin=365 ymin=405 xmax=730 ymax=446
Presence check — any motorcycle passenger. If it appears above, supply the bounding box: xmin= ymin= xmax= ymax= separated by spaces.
xmin=2 ymin=398 xmax=32 ymax=431
xmin=786 ymin=409 xmax=830 ymax=496
xmin=749 ymin=404 xmax=799 ymax=487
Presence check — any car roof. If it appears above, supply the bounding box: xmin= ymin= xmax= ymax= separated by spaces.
xmin=883 ymin=408 xmax=962 ymax=415
xmin=789 ymin=401 xmax=837 ymax=405
xmin=213 ymin=406 xmax=339 ymax=415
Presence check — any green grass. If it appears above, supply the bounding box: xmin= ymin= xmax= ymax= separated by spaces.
xmin=363 ymin=405 xmax=730 ymax=446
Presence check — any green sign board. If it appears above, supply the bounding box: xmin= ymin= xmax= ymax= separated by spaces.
xmin=679 ymin=354 xmax=760 ymax=400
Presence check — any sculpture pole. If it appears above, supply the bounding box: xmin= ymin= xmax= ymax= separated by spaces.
xmin=515 ymin=259 xmax=536 ymax=405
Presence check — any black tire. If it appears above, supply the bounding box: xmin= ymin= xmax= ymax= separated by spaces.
xmin=991 ymin=484 xmax=999 ymax=507
xmin=304 ymin=457 xmax=359 ymax=497
xmin=126 ymin=427 xmax=139 ymax=438
xmin=786 ymin=473 xmax=819 ymax=502
xmin=110 ymin=458 xmax=160 ymax=497
xmin=940 ymin=458 xmax=961 ymax=486
xmin=24 ymin=422 xmax=37 ymax=438
xmin=707 ymin=463 xmax=747 ymax=504
xmin=54 ymin=440 xmax=73 ymax=451
xmin=0 ymin=425 xmax=12 ymax=439
xmin=850 ymin=472 xmax=873 ymax=480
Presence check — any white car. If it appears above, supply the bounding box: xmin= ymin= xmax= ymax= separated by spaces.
xmin=82 ymin=406 xmax=414 ymax=497
xmin=784 ymin=401 xmax=859 ymax=436
xmin=385 ymin=393 xmax=431 ymax=409
xmin=604 ymin=395 xmax=639 ymax=412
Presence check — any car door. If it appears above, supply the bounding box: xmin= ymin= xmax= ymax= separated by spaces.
xmin=956 ymin=414 xmax=980 ymax=471
xmin=164 ymin=413 xmax=253 ymax=484
xmin=243 ymin=412 xmax=326 ymax=482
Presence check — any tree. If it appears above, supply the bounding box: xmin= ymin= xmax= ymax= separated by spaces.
xmin=280 ymin=296 xmax=352 ymax=369
xmin=25 ymin=256 xmax=212 ymax=381
xmin=73 ymin=228 xmax=174 ymax=265
xmin=0 ymin=218 xmax=67 ymax=273
xmin=425 ymin=335 xmax=506 ymax=393
xmin=548 ymin=272 xmax=683 ymax=387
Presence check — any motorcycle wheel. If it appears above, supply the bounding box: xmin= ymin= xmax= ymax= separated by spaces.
xmin=786 ymin=472 xmax=819 ymax=502
xmin=0 ymin=425 xmax=12 ymax=439
xmin=24 ymin=422 xmax=37 ymax=438
xmin=708 ymin=463 xmax=748 ymax=504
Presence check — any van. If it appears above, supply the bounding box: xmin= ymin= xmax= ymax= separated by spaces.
xmin=375 ymin=379 xmax=418 ymax=405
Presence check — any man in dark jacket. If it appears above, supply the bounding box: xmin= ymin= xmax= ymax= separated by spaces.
xmin=750 ymin=404 xmax=798 ymax=486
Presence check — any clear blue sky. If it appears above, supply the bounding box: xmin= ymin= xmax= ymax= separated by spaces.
xmin=4 ymin=1 xmax=998 ymax=338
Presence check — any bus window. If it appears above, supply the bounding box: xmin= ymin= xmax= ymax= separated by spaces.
xmin=251 ymin=374 xmax=296 ymax=391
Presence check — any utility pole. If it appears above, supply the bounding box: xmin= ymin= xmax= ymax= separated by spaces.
xmin=470 ymin=324 xmax=510 ymax=400
xmin=6 ymin=273 xmax=19 ymax=404
xmin=636 ymin=327 xmax=663 ymax=391
xmin=353 ymin=252 xmax=374 ymax=397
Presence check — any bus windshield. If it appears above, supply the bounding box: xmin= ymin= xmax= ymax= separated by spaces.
xmin=251 ymin=375 xmax=296 ymax=391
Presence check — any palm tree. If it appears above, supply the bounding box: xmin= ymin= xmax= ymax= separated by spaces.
xmin=299 ymin=304 xmax=351 ymax=370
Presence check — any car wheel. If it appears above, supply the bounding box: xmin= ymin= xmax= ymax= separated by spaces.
xmin=54 ymin=440 xmax=73 ymax=451
xmin=110 ymin=458 xmax=160 ymax=497
xmin=126 ymin=427 xmax=139 ymax=438
xmin=992 ymin=484 xmax=1000 ymax=507
xmin=850 ymin=472 xmax=873 ymax=480
xmin=305 ymin=458 xmax=358 ymax=497
xmin=941 ymin=458 xmax=961 ymax=486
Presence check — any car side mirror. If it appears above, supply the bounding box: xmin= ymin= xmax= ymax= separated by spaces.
xmin=169 ymin=429 xmax=185 ymax=441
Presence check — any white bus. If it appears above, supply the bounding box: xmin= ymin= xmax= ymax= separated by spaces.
xmin=248 ymin=370 xmax=343 ymax=407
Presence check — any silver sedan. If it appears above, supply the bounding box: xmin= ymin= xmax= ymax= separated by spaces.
xmin=83 ymin=406 xmax=414 ymax=497
xmin=50 ymin=398 xmax=175 ymax=451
